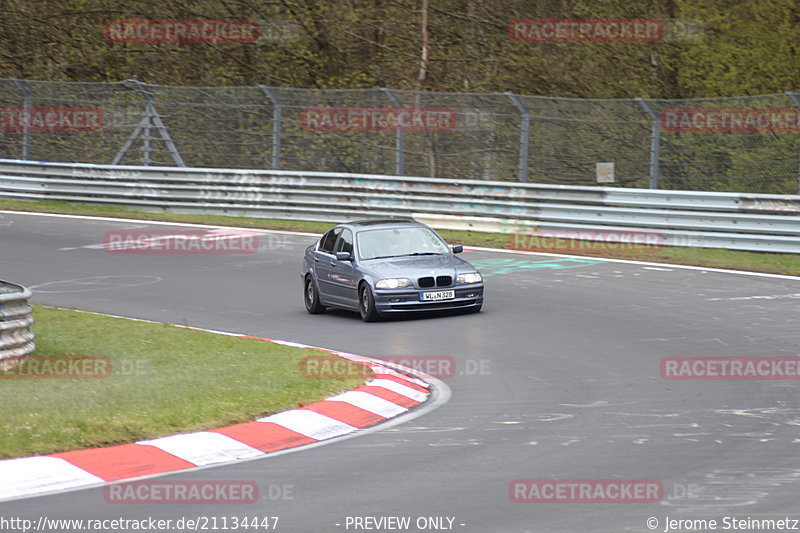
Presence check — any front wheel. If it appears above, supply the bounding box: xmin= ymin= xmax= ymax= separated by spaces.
xmin=359 ymin=284 xmax=380 ymax=322
xmin=304 ymin=276 xmax=326 ymax=314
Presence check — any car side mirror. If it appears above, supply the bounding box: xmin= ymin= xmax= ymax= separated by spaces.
xmin=452 ymin=245 xmax=463 ymax=254
xmin=335 ymin=251 xmax=352 ymax=261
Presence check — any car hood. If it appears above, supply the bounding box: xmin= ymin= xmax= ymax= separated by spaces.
xmin=358 ymin=254 xmax=475 ymax=279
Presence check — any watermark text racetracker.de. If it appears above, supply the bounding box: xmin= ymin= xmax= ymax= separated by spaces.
xmin=660 ymin=108 xmax=800 ymax=133
xmin=103 ymin=19 xmax=259 ymax=44
xmin=0 ymin=107 xmax=102 ymax=131
xmin=508 ymin=478 xmax=703 ymax=504
xmin=300 ymin=107 xmax=456 ymax=131
xmin=509 ymin=228 xmax=664 ymax=253
xmin=509 ymin=18 xmax=664 ymax=42
xmin=103 ymin=480 xmax=293 ymax=504
xmin=378 ymin=355 xmax=491 ymax=379
xmin=509 ymin=479 xmax=663 ymax=503
xmin=661 ymin=357 xmax=800 ymax=380
xmin=0 ymin=355 xmax=145 ymax=378
xmin=102 ymin=229 xmax=288 ymax=254
xmin=300 ymin=354 xmax=491 ymax=380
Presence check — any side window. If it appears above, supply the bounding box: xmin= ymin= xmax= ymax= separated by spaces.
xmin=335 ymin=229 xmax=354 ymax=255
xmin=319 ymin=228 xmax=341 ymax=254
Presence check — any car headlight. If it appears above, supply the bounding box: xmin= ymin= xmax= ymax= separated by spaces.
xmin=457 ymin=272 xmax=482 ymax=284
xmin=376 ymin=278 xmax=412 ymax=289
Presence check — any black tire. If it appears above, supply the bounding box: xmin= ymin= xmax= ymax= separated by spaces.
xmin=359 ymin=284 xmax=380 ymax=322
xmin=304 ymin=276 xmax=326 ymax=314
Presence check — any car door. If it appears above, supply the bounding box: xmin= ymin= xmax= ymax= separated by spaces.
xmin=328 ymin=229 xmax=359 ymax=307
xmin=314 ymin=227 xmax=341 ymax=305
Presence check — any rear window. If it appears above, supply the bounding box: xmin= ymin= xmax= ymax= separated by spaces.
xmin=319 ymin=228 xmax=341 ymax=254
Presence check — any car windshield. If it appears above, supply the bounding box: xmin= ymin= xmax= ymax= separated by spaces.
xmin=357 ymin=226 xmax=451 ymax=260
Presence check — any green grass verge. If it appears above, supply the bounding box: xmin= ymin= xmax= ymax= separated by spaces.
xmin=0 ymin=306 xmax=366 ymax=459
xmin=1 ymin=198 xmax=798 ymax=275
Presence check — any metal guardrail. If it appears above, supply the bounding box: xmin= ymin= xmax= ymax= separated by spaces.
xmin=0 ymin=280 xmax=35 ymax=365
xmin=0 ymin=159 xmax=799 ymax=253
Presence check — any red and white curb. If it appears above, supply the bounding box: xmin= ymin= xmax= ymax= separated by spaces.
xmin=0 ymin=329 xmax=433 ymax=502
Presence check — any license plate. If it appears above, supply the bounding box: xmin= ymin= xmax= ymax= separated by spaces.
xmin=420 ymin=290 xmax=455 ymax=302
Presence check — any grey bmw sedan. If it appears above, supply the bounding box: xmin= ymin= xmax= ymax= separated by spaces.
xmin=302 ymin=219 xmax=484 ymax=321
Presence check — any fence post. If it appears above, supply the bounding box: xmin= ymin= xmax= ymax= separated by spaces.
xmin=259 ymin=85 xmax=282 ymax=170
xmin=138 ymin=81 xmax=184 ymax=167
xmin=112 ymin=116 xmax=145 ymax=165
xmin=505 ymin=93 xmax=530 ymax=183
xmin=636 ymin=97 xmax=661 ymax=189
xmin=112 ymin=80 xmax=146 ymax=165
xmin=787 ymin=91 xmax=800 ymax=193
xmin=381 ymin=88 xmax=405 ymax=175
xmin=11 ymin=79 xmax=31 ymax=160
xmin=141 ymin=95 xmax=153 ymax=165
xmin=113 ymin=80 xmax=184 ymax=167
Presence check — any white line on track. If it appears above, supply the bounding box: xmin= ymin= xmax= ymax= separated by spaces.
xmin=5 ymin=209 xmax=800 ymax=281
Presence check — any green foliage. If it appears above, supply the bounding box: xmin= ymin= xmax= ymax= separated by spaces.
xmin=0 ymin=0 xmax=797 ymax=97
xmin=1 ymin=1 xmax=798 ymax=191
xmin=675 ymin=0 xmax=800 ymax=96
xmin=0 ymin=306 xmax=365 ymax=457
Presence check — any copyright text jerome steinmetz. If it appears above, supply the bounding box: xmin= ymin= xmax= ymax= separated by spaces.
xmin=649 ymin=516 xmax=800 ymax=531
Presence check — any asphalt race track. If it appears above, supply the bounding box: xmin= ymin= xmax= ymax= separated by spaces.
xmin=2 ymin=211 xmax=800 ymax=532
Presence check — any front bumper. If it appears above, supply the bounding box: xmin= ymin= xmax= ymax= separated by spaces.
xmin=373 ymin=283 xmax=484 ymax=314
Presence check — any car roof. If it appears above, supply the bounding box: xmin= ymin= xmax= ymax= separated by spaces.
xmin=344 ymin=219 xmax=423 ymax=230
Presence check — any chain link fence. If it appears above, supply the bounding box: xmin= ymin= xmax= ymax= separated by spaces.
xmin=0 ymin=78 xmax=798 ymax=194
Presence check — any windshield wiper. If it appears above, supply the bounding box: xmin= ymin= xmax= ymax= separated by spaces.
xmin=365 ymin=252 xmax=442 ymax=260
xmin=400 ymin=252 xmax=441 ymax=256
